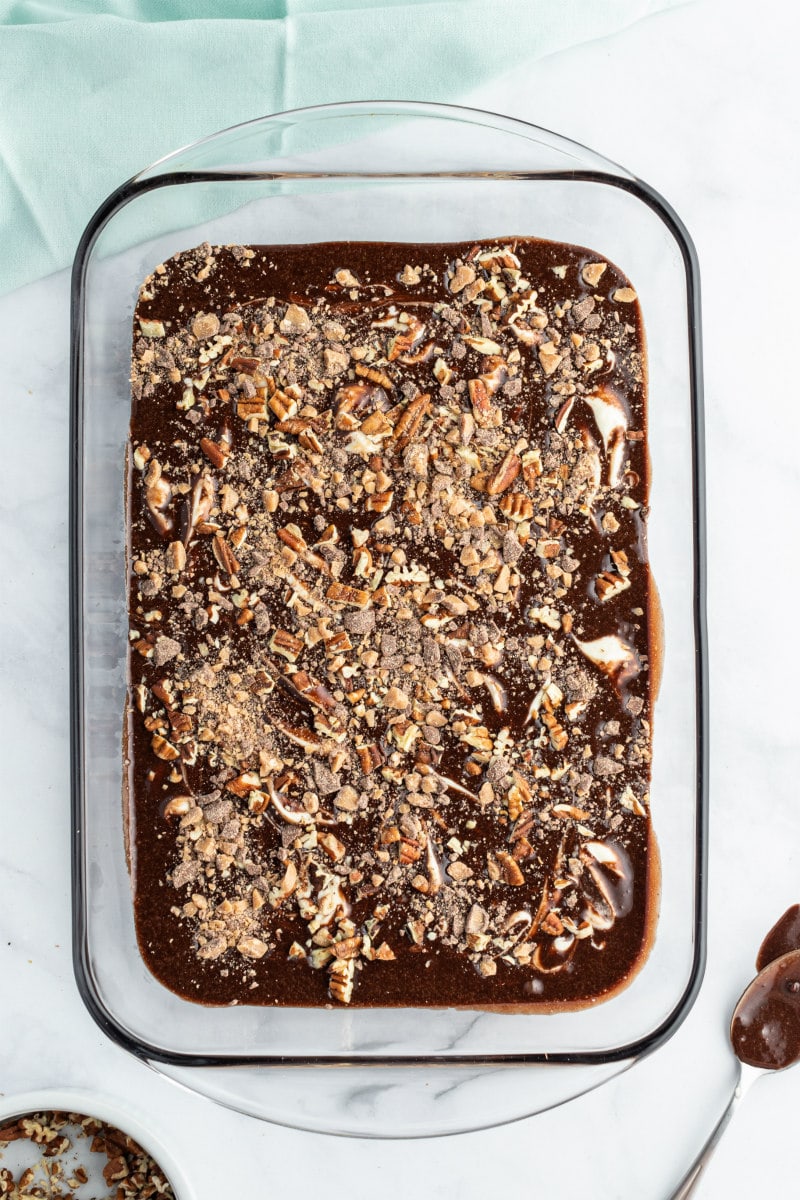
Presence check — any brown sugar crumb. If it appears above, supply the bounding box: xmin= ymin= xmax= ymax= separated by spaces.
xmin=128 ymin=237 xmax=656 ymax=1011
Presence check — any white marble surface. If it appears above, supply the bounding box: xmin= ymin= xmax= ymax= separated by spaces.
xmin=2 ymin=0 xmax=799 ymax=1194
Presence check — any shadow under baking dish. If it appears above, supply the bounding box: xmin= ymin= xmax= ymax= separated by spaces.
xmin=69 ymin=101 xmax=707 ymax=1136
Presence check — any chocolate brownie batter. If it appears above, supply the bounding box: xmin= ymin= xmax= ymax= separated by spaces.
xmin=127 ymin=238 xmax=658 ymax=1008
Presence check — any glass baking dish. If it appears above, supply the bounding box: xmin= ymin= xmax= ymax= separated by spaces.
xmin=70 ymin=101 xmax=707 ymax=1135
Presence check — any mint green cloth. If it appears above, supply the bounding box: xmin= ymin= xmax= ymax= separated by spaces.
xmin=0 ymin=0 xmax=685 ymax=295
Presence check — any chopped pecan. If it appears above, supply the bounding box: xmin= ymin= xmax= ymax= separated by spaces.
xmin=467 ymin=378 xmax=497 ymax=428
xmin=151 ymin=733 xmax=179 ymax=761
xmin=595 ymin=571 xmax=631 ymax=602
xmin=212 ymin=533 xmax=240 ymax=575
xmin=270 ymin=629 xmax=304 ymax=662
xmin=356 ymin=743 xmax=385 ymax=774
xmin=290 ymin=669 xmax=337 ymax=711
xmin=273 ymin=457 xmax=317 ymax=493
xmin=237 ymin=395 xmax=267 ymax=420
xmin=329 ymin=957 xmax=355 ymax=1004
xmin=486 ymin=450 xmax=521 ymax=496
xmin=496 ymin=851 xmax=525 ymax=886
xmin=391 ymin=393 xmax=430 ymax=451
xmin=326 ymin=581 xmax=371 ymax=609
xmin=365 ymin=489 xmax=394 ymax=513
xmin=499 ymin=493 xmax=534 ymax=522
xmin=355 ymin=363 xmax=394 ymax=389
xmin=200 ymin=437 xmax=230 ymax=469
xmin=229 ymin=354 xmax=261 ymax=373
xmin=277 ymin=524 xmax=307 ymax=554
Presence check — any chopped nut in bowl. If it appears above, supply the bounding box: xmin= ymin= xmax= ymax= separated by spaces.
xmin=0 ymin=1091 xmax=193 ymax=1199
xmin=72 ymin=101 xmax=706 ymax=1136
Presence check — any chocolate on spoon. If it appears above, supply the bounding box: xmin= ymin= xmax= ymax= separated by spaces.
xmin=755 ymin=903 xmax=800 ymax=972
xmin=730 ymin=948 xmax=800 ymax=1070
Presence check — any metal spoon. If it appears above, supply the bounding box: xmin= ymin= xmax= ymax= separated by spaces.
xmin=668 ymin=945 xmax=800 ymax=1198
xmin=667 ymin=1059 xmax=765 ymax=1199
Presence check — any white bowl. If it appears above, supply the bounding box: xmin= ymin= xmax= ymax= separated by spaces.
xmin=0 ymin=1088 xmax=194 ymax=1198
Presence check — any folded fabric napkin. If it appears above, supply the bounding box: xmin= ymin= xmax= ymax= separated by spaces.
xmin=0 ymin=0 xmax=686 ymax=295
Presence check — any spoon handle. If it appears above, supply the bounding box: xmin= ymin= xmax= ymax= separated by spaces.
xmin=666 ymin=1063 xmax=751 ymax=1199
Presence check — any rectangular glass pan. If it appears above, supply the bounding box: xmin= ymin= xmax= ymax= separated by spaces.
xmin=70 ymin=101 xmax=706 ymax=1067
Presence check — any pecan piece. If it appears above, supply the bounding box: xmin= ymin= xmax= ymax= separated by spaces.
xmin=226 ymin=771 xmax=263 ymax=797
xmin=270 ymin=629 xmax=304 ymax=662
xmin=595 ymin=571 xmax=631 ymax=602
xmin=399 ymin=837 xmax=424 ymax=865
xmin=277 ymin=525 xmax=307 ymax=554
xmin=325 ymin=630 xmax=352 ymax=656
xmin=229 ymin=355 xmax=261 ymax=373
xmin=151 ymin=733 xmax=179 ymax=761
xmin=610 ymin=548 xmax=631 ymax=577
xmin=275 ymin=417 xmax=322 ymax=436
xmin=329 ymin=958 xmax=355 ymax=1004
xmin=541 ymin=706 xmax=568 ymax=751
xmin=289 ymin=669 xmax=337 ymax=712
xmin=273 ymin=456 xmax=317 ymax=493
xmin=391 ymin=392 xmax=431 ymax=452
xmin=332 ymin=935 xmax=362 ymax=960
xmin=486 ymin=450 xmax=521 ymax=496
xmin=397 ymin=339 xmax=434 ymax=366
xmin=496 ymin=850 xmax=525 ymax=886
xmin=168 ymin=709 xmax=193 ymax=735
xmin=273 ymin=718 xmax=325 ymax=752
xmin=386 ymin=314 xmax=426 ymax=361
xmin=449 ymin=263 xmax=476 ymax=294
xmin=355 ymin=363 xmax=394 ymax=389
xmin=499 ymin=493 xmax=534 ymax=522
xmin=507 ymin=771 xmax=533 ymax=821
xmin=200 ymin=436 xmax=230 ymax=469
xmin=467 ymin=377 xmax=497 ymax=428
xmin=334 ymin=383 xmax=378 ymax=430
xmin=365 ymin=489 xmax=394 ymax=513
xmin=166 ymin=540 xmax=186 ymax=573
xmin=356 ymin=743 xmax=385 ymax=774
xmin=359 ymin=410 xmax=392 ymax=436
xmin=150 ymin=680 xmax=174 ymax=706
xmin=212 ymin=532 xmax=240 ymax=575
xmin=237 ymin=395 xmax=268 ymax=420
xmin=268 ymin=389 xmax=299 ymax=421
xmin=327 ymin=581 xmax=371 ymax=609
